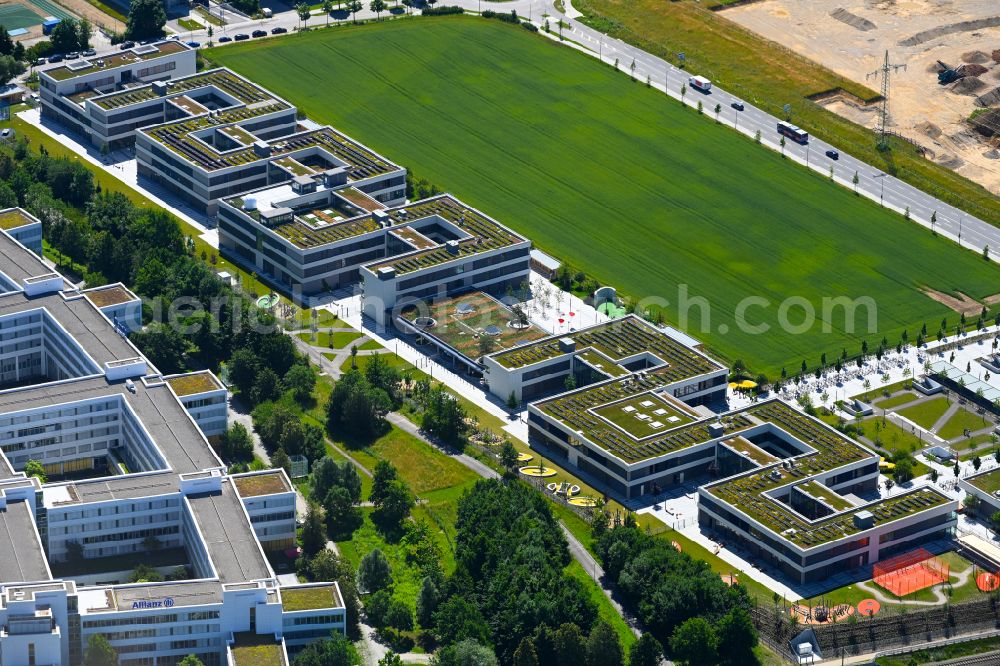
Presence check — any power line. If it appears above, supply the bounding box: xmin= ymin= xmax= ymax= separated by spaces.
xmin=867 ymin=50 xmax=907 ymax=150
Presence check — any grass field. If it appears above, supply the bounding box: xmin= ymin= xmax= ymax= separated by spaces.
xmin=896 ymin=397 xmax=951 ymax=430
xmin=937 ymin=405 xmax=990 ymax=440
xmin=572 ymin=0 xmax=1000 ymax=224
xmin=206 ymin=18 xmax=1000 ymax=376
xmin=873 ymin=391 xmax=919 ymax=410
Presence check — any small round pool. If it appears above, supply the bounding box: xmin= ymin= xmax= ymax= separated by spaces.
xmin=256 ymin=294 xmax=278 ymax=309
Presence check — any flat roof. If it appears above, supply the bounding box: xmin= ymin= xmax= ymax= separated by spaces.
xmin=280 ymin=583 xmax=344 ymax=612
xmin=0 ymin=501 xmax=51 ymax=583
xmin=106 ymin=580 xmax=223 ymax=613
xmin=42 ymin=41 xmax=188 ymax=81
xmin=231 ymin=634 xmax=287 ymax=666
xmin=233 ymin=471 xmax=291 ymax=497
xmin=188 ymin=481 xmax=271 ymax=582
xmin=968 ymin=467 xmax=1000 ymax=495
xmin=0 ymin=230 xmax=67 ymax=285
xmin=0 ymin=208 xmax=39 ymax=231
xmin=166 ymin=371 xmax=223 ymax=397
xmin=83 ymin=284 xmax=138 ymax=308
xmin=95 ymin=67 xmax=280 ymax=110
xmin=400 ymin=291 xmax=547 ymax=362
xmin=364 ymin=195 xmax=527 ymax=275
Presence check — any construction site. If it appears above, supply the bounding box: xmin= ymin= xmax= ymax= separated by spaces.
xmin=725 ymin=0 xmax=1000 ymax=195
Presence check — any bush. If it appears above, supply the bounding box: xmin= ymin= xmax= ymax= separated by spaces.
xmin=422 ymin=5 xmax=463 ymax=15
xmin=521 ymin=21 xmax=538 ymax=32
xmin=482 ymin=9 xmax=519 ymax=23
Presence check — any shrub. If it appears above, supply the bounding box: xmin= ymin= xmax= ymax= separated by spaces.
xmin=422 ymin=5 xmax=463 ymax=15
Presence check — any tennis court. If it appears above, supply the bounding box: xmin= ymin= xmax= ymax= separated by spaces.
xmin=29 ymin=0 xmax=75 ymax=21
xmin=0 ymin=3 xmax=44 ymax=31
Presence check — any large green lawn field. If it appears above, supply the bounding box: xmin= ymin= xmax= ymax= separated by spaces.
xmin=206 ymin=17 xmax=1000 ymax=375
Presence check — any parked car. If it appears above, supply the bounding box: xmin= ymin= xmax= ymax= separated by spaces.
xmin=47 ymin=54 xmax=63 ymax=63
xmin=82 ymin=49 xmax=96 ymax=57
xmin=1 ymin=129 xmax=14 ymax=140
xmin=234 ymin=33 xmax=250 ymax=41
xmin=825 ymin=149 xmax=840 ymax=160
xmin=186 ymin=41 xmax=201 ymax=48
xmin=35 ymin=58 xmax=46 ymax=66
xmin=730 ymin=101 xmax=745 ymax=111
xmin=218 ymin=35 xmax=232 ymax=43
xmin=65 ymin=52 xmax=80 ymax=60
xmin=119 ymin=41 xmax=135 ymax=50
xmin=271 ymin=26 xmax=287 ymax=34
xmin=252 ymin=29 xmax=267 ymax=38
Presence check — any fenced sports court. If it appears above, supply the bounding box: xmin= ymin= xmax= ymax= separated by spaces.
xmin=0 ymin=3 xmax=44 ymax=31
xmin=873 ymin=548 xmax=950 ymax=597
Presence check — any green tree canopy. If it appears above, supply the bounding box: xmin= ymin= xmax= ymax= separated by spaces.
xmin=357 ymin=548 xmax=392 ymax=594
xmin=125 ymin=0 xmax=167 ymax=40
xmin=83 ymin=634 xmax=118 ymax=666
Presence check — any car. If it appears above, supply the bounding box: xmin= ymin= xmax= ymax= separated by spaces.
xmin=234 ymin=33 xmax=250 ymax=41
xmin=65 ymin=52 xmax=79 ymax=60
xmin=47 ymin=54 xmax=63 ymax=63
xmin=82 ymin=49 xmax=96 ymax=57
xmin=119 ymin=41 xmax=135 ymax=50
xmin=252 ymin=29 xmax=267 ymax=38
xmin=730 ymin=101 xmax=745 ymax=111
xmin=271 ymin=26 xmax=287 ymax=34
xmin=35 ymin=58 xmax=46 ymax=66
xmin=218 ymin=35 xmax=232 ymax=42
xmin=186 ymin=41 xmax=201 ymax=48
xmin=1 ymin=129 xmax=13 ymax=139
xmin=825 ymin=149 xmax=839 ymax=160
xmin=169 ymin=35 xmax=179 ymax=40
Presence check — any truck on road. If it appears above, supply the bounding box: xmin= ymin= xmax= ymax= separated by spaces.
xmin=689 ymin=75 xmax=712 ymax=92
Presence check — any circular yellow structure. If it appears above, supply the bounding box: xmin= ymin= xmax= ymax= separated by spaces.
xmin=519 ymin=465 xmax=557 ymax=478
xmin=516 ymin=452 xmax=533 ymax=463
xmin=569 ymin=496 xmax=598 ymax=507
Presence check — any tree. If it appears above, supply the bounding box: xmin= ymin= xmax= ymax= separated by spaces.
xmin=433 ymin=596 xmax=491 ymax=647
xmin=669 ymin=617 xmax=718 ymax=666
xmin=251 ymin=366 xmax=282 ymax=405
xmin=325 ymin=486 xmax=361 ymax=537
xmin=779 ymin=136 xmax=786 ymax=156
xmin=554 ymin=623 xmax=586 ymax=664
xmin=327 ymin=368 xmax=392 ymax=441
xmin=222 ymin=422 xmax=254 ymax=462
xmin=292 ymin=634 xmax=358 ymax=666
xmin=372 ymin=479 xmax=414 ymax=532
xmin=370 ymin=459 xmax=398 ymax=505
xmin=24 ymin=459 xmax=46 ymax=483
xmin=386 ymin=598 xmax=414 ymax=631
xmin=296 ymin=2 xmax=312 ymax=28
xmin=379 ymin=653 xmax=404 ymax=666
xmin=83 ymin=634 xmax=118 ymax=666
xmin=422 ymin=385 xmax=469 ymax=448
xmin=125 ymin=0 xmax=167 ymax=40
xmin=323 ymin=0 xmax=333 ymax=25
xmin=585 ymin=620 xmax=623 ymax=666
xmin=0 ymin=55 xmax=23 ymax=87
xmin=51 ymin=19 xmax=81 ymax=54
xmin=370 ymin=0 xmax=386 ymax=19
xmin=417 ymin=576 xmax=439 ymax=628
xmin=628 ymin=633 xmax=662 ymax=666
xmin=178 ymin=657 xmax=204 ymax=666
xmin=358 ymin=548 xmax=392 ymax=594
xmin=717 ymin=607 xmax=757 ymax=666
xmin=974 ymin=455 xmax=983 ymax=472
xmin=77 ymin=18 xmax=92 ymax=49
xmin=499 ymin=440 xmax=519 ymax=475
xmin=430 ymin=639 xmax=498 ymax=666
xmin=284 ymin=363 xmax=316 ymax=402
xmin=852 ymin=171 xmax=860 ymax=194
xmin=301 ymin=502 xmax=327 ymax=557
xmin=507 ymin=391 xmax=519 ymax=411
xmin=271 ymin=447 xmax=292 ymax=477
xmin=129 ymin=563 xmax=164 ymax=583
xmin=514 ymin=637 xmax=539 ymax=666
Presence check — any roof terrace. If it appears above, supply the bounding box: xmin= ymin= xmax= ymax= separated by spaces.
xmin=94 ymin=68 xmax=280 ymax=110
xmin=166 ymin=371 xmax=223 ymax=397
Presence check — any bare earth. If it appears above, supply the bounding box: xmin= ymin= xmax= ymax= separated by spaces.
xmin=726 ymin=0 xmax=1000 ymax=195
xmin=924 ymin=288 xmax=988 ymax=315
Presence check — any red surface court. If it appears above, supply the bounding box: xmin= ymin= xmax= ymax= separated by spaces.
xmin=977 ymin=571 xmax=1000 ymax=592
xmin=857 ymin=599 xmax=880 ymax=616
xmin=872 ymin=549 xmax=949 ymax=597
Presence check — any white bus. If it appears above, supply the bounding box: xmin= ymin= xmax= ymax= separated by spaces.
xmin=777 ymin=121 xmax=809 ymax=144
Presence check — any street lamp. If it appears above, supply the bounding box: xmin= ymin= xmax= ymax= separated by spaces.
xmin=873 ymin=173 xmax=887 ymax=207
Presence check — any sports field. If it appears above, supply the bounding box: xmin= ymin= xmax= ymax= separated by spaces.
xmin=0 ymin=3 xmax=43 ymax=31
xmin=206 ymin=17 xmax=1000 ymax=376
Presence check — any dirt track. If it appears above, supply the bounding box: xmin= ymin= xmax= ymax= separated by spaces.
xmin=726 ymin=0 xmax=1000 ymax=195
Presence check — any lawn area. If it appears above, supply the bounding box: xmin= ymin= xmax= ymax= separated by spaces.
xmin=178 ymin=17 xmax=202 ymax=31
xmin=863 ymin=417 xmax=929 ymax=456
xmin=896 ymin=397 xmax=952 ymax=430
xmin=937 ymin=405 xmax=992 ymax=440
xmin=874 ymin=391 xmax=920 ymax=410
xmin=336 ymin=508 xmax=426 ymax=610
xmin=296 ymin=330 xmax=365 ymax=349
xmin=204 ymin=17 xmax=1000 ymax=377
xmin=571 ymin=0 xmax=1000 ymax=224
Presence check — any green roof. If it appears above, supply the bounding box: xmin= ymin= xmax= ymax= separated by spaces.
xmin=281 ymin=584 xmax=343 ymax=612
xmin=231 ymin=634 xmax=286 ymax=666
xmin=364 ymin=196 xmax=525 ymax=274
xmin=43 ymin=41 xmax=188 ymax=81
xmin=0 ymin=209 xmax=36 ymax=230
xmin=166 ymin=372 xmax=222 ymax=397
xmin=969 ymin=468 xmax=1000 ymax=495
xmin=95 ymin=68 xmax=280 ymax=110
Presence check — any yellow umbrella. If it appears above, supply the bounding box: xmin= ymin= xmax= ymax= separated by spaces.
xmin=738 ymin=379 xmax=758 ymax=389
xmin=728 ymin=382 xmax=740 ymax=389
